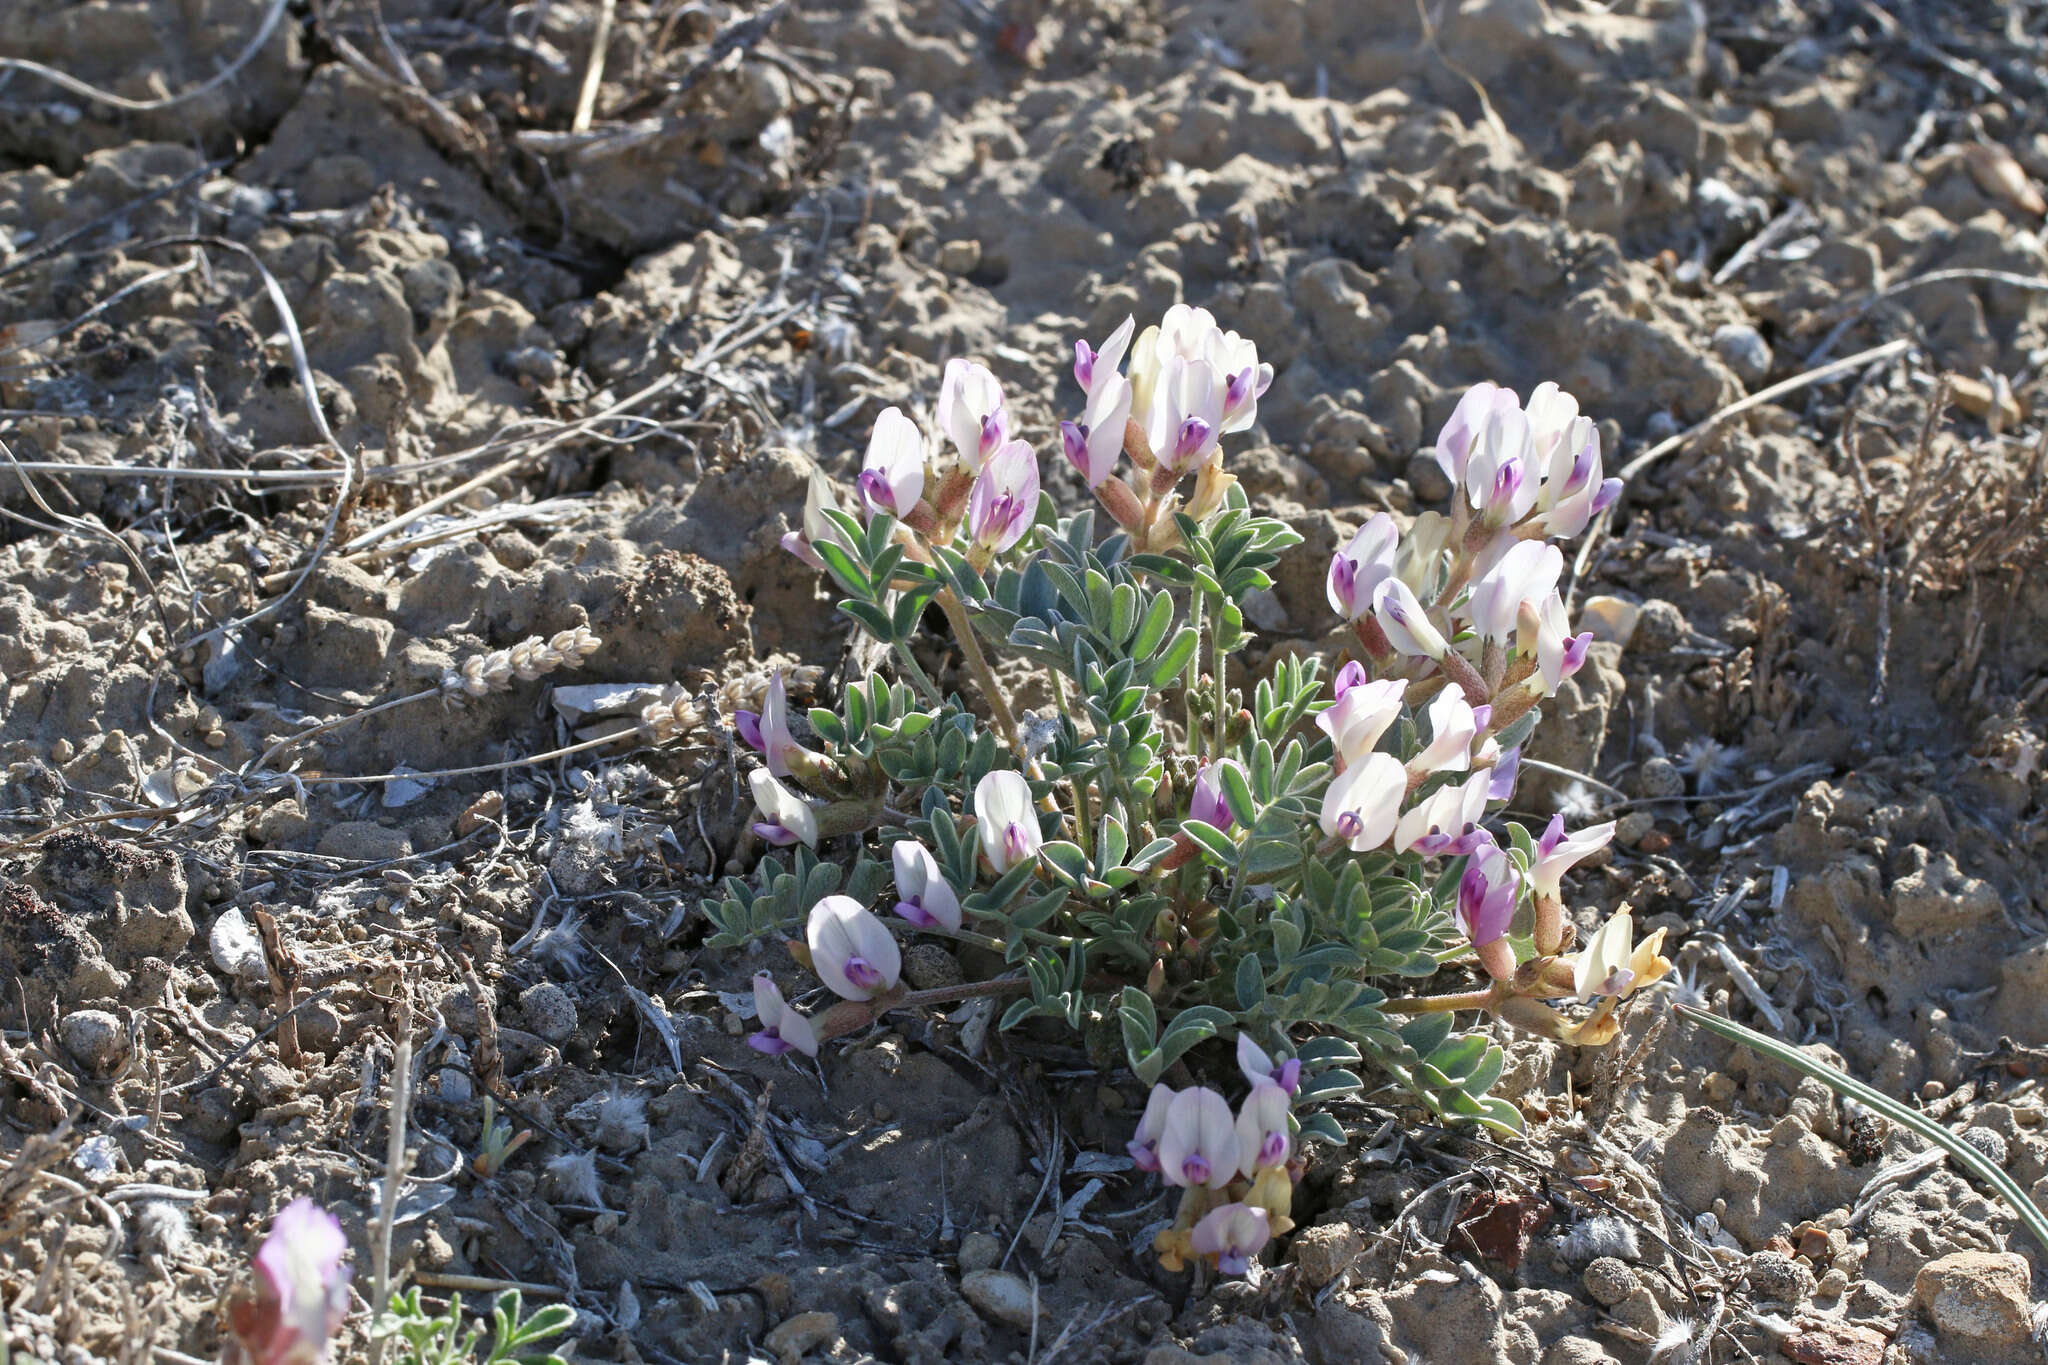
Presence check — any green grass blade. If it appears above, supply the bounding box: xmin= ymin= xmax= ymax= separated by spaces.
xmin=1675 ymin=1003 xmax=2048 ymax=1258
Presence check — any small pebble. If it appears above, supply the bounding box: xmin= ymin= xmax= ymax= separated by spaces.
xmin=938 ymin=239 xmax=983 ymax=275
xmin=50 ymin=738 xmax=73 ymax=763
xmin=958 ymin=1232 xmax=1002 ymax=1273
xmin=1635 ymin=756 xmax=1686 ymax=799
xmin=58 ymin=1009 xmax=128 ymax=1077
xmin=902 ymin=942 xmax=964 ymax=991
xmin=1632 ymin=599 xmax=1686 ymax=653
xmin=959 ymin=1269 xmax=1041 ymax=1331
xmin=1583 ymin=1256 xmax=1637 ymax=1307
xmin=1097 ymin=1085 xmax=1125 ymax=1113
xmin=1958 ymin=1126 xmax=2009 ymax=1167
xmin=1817 ymin=1267 xmax=1849 ymax=1297
xmin=1406 ymin=450 xmax=1453 ymax=503
xmin=1711 ymin=323 xmax=1772 ymax=385
xmin=763 ymin=1311 xmax=838 ymax=1363
xmin=1616 ymin=811 xmax=1657 ymax=847
xmin=1746 ymin=1249 xmax=1814 ymax=1302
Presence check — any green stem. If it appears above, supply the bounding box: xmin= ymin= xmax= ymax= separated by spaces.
xmin=1185 ymin=591 xmax=1205 ymax=756
xmin=1383 ymin=986 xmax=1499 ymax=1015
xmin=935 ymin=587 xmax=1024 ymax=759
xmin=1210 ymin=592 xmax=1228 ymax=759
xmin=891 ymin=641 xmax=945 ymax=707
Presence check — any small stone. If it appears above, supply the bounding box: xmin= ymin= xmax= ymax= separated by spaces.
xmin=1616 ymin=811 xmax=1657 ymax=847
xmin=1583 ymin=1255 xmax=1637 ymax=1306
xmin=957 ymin=1232 xmax=1002 ymax=1273
xmin=1957 ymin=1125 xmax=2008 ymax=1167
xmin=724 ymin=1012 xmax=747 ymax=1036
xmin=50 ymin=738 xmax=74 ymax=763
xmin=1543 ymin=1341 xmax=1618 ymax=1365
xmin=59 ymin=1010 xmax=128 ymax=1077
xmin=762 ymin=1310 xmax=837 ymax=1363
xmin=1290 ymin=1223 xmax=1364 ymax=1289
xmin=519 ymin=981 xmax=577 ymax=1043
xmin=315 ymin=820 xmax=413 ymax=863
xmin=1782 ymin=1317 xmax=1886 ymax=1365
xmin=1711 ymin=323 xmax=1772 ymax=386
xmin=250 ymin=798 xmax=310 ymax=845
xmin=959 ymin=1268 xmax=1042 ymax=1331
xmin=902 ymin=942 xmax=964 ymax=990
xmin=1632 ymin=599 xmax=1686 ymax=653
xmin=296 ymin=1000 xmax=343 ymax=1055
xmin=1578 ymin=595 xmax=1640 ymax=647
xmin=872 ymin=1101 xmax=892 ymax=1122
xmin=1406 ymin=450 xmax=1453 ymax=503
xmin=1746 ymin=1249 xmax=1814 ymax=1303
xmin=1608 ymin=1285 xmax=1664 ymax=1336
xmin=1913 ymin=1250 xmax=2034 ymax=1344
xmin=1817 ymin=1267 xmax=1849 ymax=1298
xmin=1097 ymin=1086 xmax=1125 ymax=1113
xmin=938 ymin=239 xmax=983 ymax=275
xmin=1635 ymin=756 xmax=1686 ymax=799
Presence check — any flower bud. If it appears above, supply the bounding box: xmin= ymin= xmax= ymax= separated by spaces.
xmin=1372 ymin=578 xmax=1447 ymax=660
xmin=805 ymin=895 xmax=901 ymax=1001
xmin=1189 ymin=1202 xmax=1270 ymax=1276
xmin=1325 ymin=513 xmax=1398 ymax=621
xmin=1073 ymin=315 xmax=1134 ymax=402
xmin=1127 ymin=1082 xmax=1175 ymax=1171
xmin=1457 ymin=840 xmax=1520 ymax=981
xmin=1237 ymin=1033 xmax=1301 ymax=1096
xmin=1062 ymin=372 xmax=1133 ymax=488
xmin=937 ymin=359 xmax=1006 ymax=472
xmin=1189 ymin=759 xmax=1243 ymax=832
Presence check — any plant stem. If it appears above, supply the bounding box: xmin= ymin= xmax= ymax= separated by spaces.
xmin=245 ymin=686 xmax=440 ymax=777
xmin=935 ymin=587 xmax=1024 ymax=758
xmin=1383 ymin=987 xmax=1497 ymax=1015
xmin=891 ymin=641 xmax=946 ymax=707
xmin=367 ymin=981 xmax=415 ymax=1365
xmin=1185 ymin=591 xmax=1205 ymax=756
xmin=1210 ymin=593 xmax=1228 ymax=759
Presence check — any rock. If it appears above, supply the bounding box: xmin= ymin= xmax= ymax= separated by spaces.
xmin=957 ymin=1232 xmax=1002 ymax=1274
xmin=208 ymin=908 xmax=269 ymax=986
xmin=1959 ymin=1125 xmax=2009 ymax=1167
xmin=1632 ymin=599 xmax=1686 ymax=653
xmin=314 ymin=820 xmax=415 ymax=863
xmin=58 ymin=1009 xmax=128 ymax=1076
xmin=1578 ymin=595 xmax=1640 ymax=647
xmin=1781 ymin=1317 xmax=1887 ymax=1365
xmin=1290 ymin=1222 xmax=1364 ymax=1289
xmin=1635 ymin=755 xmax=1686 ymax=799
xmin=1543 ymin=1340 xmax=1618 ymax=1365
xmin=959 ymin=1268 xmax=1041 ymax=1331
xmin=1912 ymin=1250 xmax=2034 ymax=1344
xmin=1746 ymin=1249 xmax=1813 ymax=1303
xmin=1583 ymin=1256 xmax=1637 ymax=1307
xmin=1817 ymin=1267 xmax=1849 ymax=1298
xmin=1616 ymin=810 xmax=1657 ymax=847
xmin=763 ymin=1310 xmax=838 ymax=1363
xmin=1711 ymin=323 xmax=1771 ymax=386
xmin=518 ymin=981 xmax=577 ymax=1043
xmin=938 ymin=239 xmax=982 ymax=275
xmin=902 ymin=942 xmax=964 ymax=991
xmin=1406 ymin=450 xmax=1453 ymax=503
xmin=297 ymin=1000 xmax=343 ymax=1055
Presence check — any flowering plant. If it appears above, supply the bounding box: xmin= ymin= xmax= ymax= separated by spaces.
xmin=711 ymin=307 xmax=1667 ymax=1276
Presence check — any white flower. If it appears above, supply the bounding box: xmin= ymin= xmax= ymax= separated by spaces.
xmin=975 ymin=770 xmax=1040 ymax=873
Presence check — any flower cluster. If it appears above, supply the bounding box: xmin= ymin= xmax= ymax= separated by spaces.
xmin=720 ymin=310 xmax=1676 ymax=1282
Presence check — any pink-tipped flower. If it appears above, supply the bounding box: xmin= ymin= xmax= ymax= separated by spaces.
xmin=1457 ymin=840 xmax=1519 ymax=973
xmin=1190 ymin=759 xmax=1243 ymax=833
xmin=1487 ymin=746 xmax=1522 ymax=804
xmin=748 ymin=768 xmax=818 ymax=848
xmin=1128 ymin=1082 xmax=1175 ymax=1171
xmin=1465 ymin=402 xmax=1539 ymax=527
xmin=1317 ymin=668 xmax=1407 ymax=765
xmin=1234 ymin=1082 xmax=1293 ymax=1175
xmin=966 ymin=438 xmax=1039 ymax=554
xmin=1530 ymin=815 xmax=1616 ymax=900
xmin=748 ymin=972 xmax=819 ymax=1058
xmin=1205 ymin=327 xmax=1272 ymax=433
xmin=1073 ymin=315 xmax=1134 ymax=402
xmin=1469 ymin=540 xmax=1564 ymax=644
xmin=1061 ymin=372 xmax=1133 ymax=488
xmin=1237 ymin=1033 xmax=1301 ymax=1095
xmin=1190 ymin=1202 xmax=1271 ymax=1276
xmin=781 ymin=469 xmax=844 ymax=572
xmin=805 ymin=895 xmax=901 ymax=1001
xmin=975 ymin=770 xmax=1041 ymax=873
xmin=1393 ymin=768 xmax=1492 ymax=855
xmin=937 ymin=359 xmax=1007 ymax=472
xmin=1523 ymin=381 xmax=1581 ymax=468
xmin=1319 ymin=751 xmax=1405 ymax=852
xmin=1144 ymin=354 xmax=1224 ymax=475
xmin=858 ymin=406 xmax=926 ymax=518
xmin=1434 ymin=381 xmax=1518 ymax=485
xmin=1410 ymin=687 xmax=1483 ymax=775
xmin=227 ymin=1198 xmax=350 ymax=1365
xmin=1325 ymin=513 xmax=1399 ymax=621
xmin=1528 ymin=591 xmax=1593 ymax=693
xmin=890 ymin=839 xmax=961 ymax=931
xmin=1156 ymin=1086 xmax=1240 ymax=1190
xmin=735 ymin=670 xmax=810 ymax=778
xmin=1372 ymin=578 xmax=1447 ymax=660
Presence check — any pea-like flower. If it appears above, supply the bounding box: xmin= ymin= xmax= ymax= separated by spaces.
xmin=966 ymin=438 xmax=1039 ymax=554
xmin=1457 ymin=840 xmax=1520 ymax=981
xmin=805 ymin=895 xmax=901 ymax=1001
xmin=1433 ymin=380 xmax=1519 ymax=486
xmin=1393 ymin=769 xmax=1491 ymax=855
xmin=1127 ymin=1082 xmax=1175 ymax=1171
xmin=227 ymin=1198 xmax=351 ymax=1365
xmin=734 ymin=669 xmax=808 ymax=779
xmin=1319 ymin=751 xmax=1405 ymax=852
xmin=1522 ymin=381 xmax=1580 ymax=467
xmin=1210 ymin=328 xmax=1273 ymax=434
xmin=1144 ymin=354 xmax=1224 ymax=475
xmin=890 ymin=839 xmax=961 ymax=931
xmin=1060 ymin=372 xmax=1132 ymax=488
xmin=1189 ymin=759 xmax=1244 ymax=832
xmin=1372 ymin=578 xmax=1448 ymax=660
xmin=1527 ymin=592 xmax=1593 ymax=693
xmin=1073 ymin=315 xmax=1134 ymax=403
xmin=1469 ymin=540 xmax=1563 ymax=644
xmin=1573 ymin=909 xmax=1672 ymax=1001
xmin=1234 ymin=1082 xmax=1293 ymax=1175
xmin=1190 ymin=1202 xmax=1271 ymax=1276
xmin=937 ymin=359 xmax=1007 ymax=472
xmin=1534 ymin=409 xmax=1623 ymax=539
xmin=780 ymin=469 xmax=845 ymax=572
xmin=1465 ymin=401 xmax=1539 ymax=527
xmin=1127 ymin=304 xmax=1222 ymax=424
xmin=975 ymin=770 xmax=1041 ymax=873
xmin=1326 ymin=513 xmax=1399 ymax=621
xmin=748 ymin=972 xmax=819 ymax=1058
xmin=1410 ymin=687 xmax=1486 ymax=775
xmin=857 ymin=406 xmax=925 ymax=518
xmin=1317 ymin=664 xmax=1406 ymax=765
xmin=1530 ymin=815 xmax=1616 ymax=900
xmin=1156 ymin=1086 xmax=1240 ymax=1189
xmin=748 ymin=768 xmax=818 ymax=848
xmin=1237 ymin=1033 xmax=1301 ymax=1095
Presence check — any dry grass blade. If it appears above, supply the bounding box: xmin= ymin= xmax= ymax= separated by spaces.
xmin=368 ymin=980 xmax=417 ymax=1365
